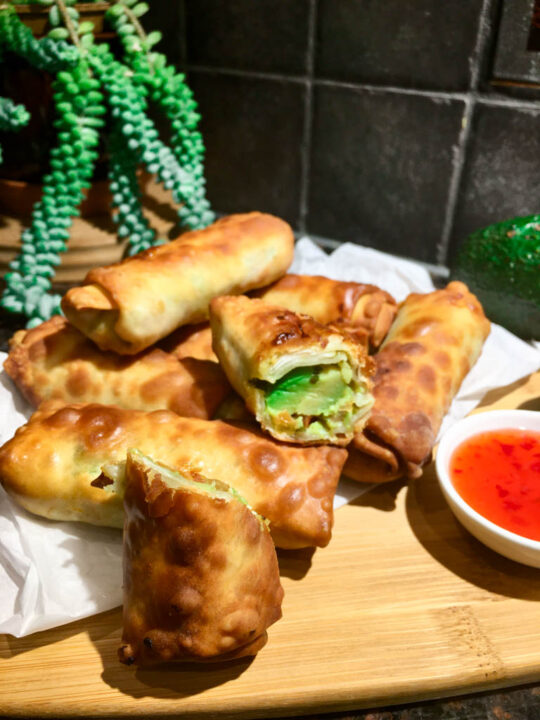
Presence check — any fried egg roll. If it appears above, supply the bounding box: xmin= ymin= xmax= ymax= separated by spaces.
xmin=210 ymin=295 xmax=374 ymax=446
xmin=118 ymin=449 xmax=283 ymax=666
xmin=4 ymin=316 xmax=230 ymax=419
xmin=0 ymin=402 xmax=346 ymax=548
xmin=344 ymin=281 xmax=491 ymax=483
xmin=255 ymin=274 xmax=398 ymax=348
xmin=61 ymin=212 xmax=294 ymax=355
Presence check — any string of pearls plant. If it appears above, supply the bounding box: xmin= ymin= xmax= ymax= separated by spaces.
xmin=0 ymin=0 xmax=214 ymax=327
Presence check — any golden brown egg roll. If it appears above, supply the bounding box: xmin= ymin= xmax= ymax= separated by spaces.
xmin=61 ymin=212 xmax=295 ymax=355
xmin=4 ymin=316 xmax=230 ymax=419
xmin=158 ymin=322 xmax=217 ymax=363
xmin=255 ymin=274 xmax=398 ymax=348
xmin=210 ymin=295 xmax=374 ymax=446
xmin=344 ymin=281 xmax=491 ymax=483
xmin=0 ymin=402 xmax=347 ymax=548
xmin=118 ymin=449 xmax=283 ymax=666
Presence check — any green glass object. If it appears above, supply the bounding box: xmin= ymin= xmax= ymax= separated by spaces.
xmin=450 ymin=215 xmax=540 ymax=340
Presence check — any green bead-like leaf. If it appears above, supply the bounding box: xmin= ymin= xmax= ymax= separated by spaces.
xmin=132 ymin=2 xmax=149 ymax=17
xmin=118 ymin=24 xmax=136 ymax=36
xmin=48 ymin=5 xmax=61 ymax=27
xmin=107 ymin=3 xmax=126 ymax=17
xmin=78 ymin=21 xmax=94 ymax=35
xmin=145 ymin=31 xmax=162 ymax=47
xmin=47 ymin=27 xmax=69 ymax=40
xmin=80 ymin=33 xmax=94 ymax=49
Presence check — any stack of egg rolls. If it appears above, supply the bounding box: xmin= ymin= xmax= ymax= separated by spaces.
xmin=0 ymin=208 xmax=496 ymax=664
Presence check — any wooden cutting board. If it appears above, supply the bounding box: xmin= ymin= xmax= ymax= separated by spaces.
xmin=1 ymin=371 xmax=539 ymax=719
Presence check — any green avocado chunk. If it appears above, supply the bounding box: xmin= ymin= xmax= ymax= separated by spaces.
xmin=265 ymin=365 xmax=351 ymax=416
xmin=450 ymin=215 xmax=540 ymax=339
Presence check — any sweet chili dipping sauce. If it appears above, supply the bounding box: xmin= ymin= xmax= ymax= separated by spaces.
xmin=450 ymin=429 xmax=540 ymax=541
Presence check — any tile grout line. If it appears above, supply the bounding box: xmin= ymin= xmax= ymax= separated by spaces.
xmin=297 ymin=0 xmax=317 ymax=234
xmin=186 ymin=63 xmax=540 ymax=110
xmin=436 ymin=94 xmax=476 ymax=265
xmin=436 ymin=0 xmax=496 ymax=265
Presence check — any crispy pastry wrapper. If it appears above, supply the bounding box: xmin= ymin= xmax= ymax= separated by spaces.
xmin=119 ymin=449 xmax=283 ymax=666
xmin=345 ymin=281 xmax=491 ymax=483
xmin=255 ymin=274 xmax=398 ymax=348
xmin=0 ymin=402 xmax=346 ymax=548
xmin=210 ymin=295 xmax=374 ymax=446
xmin=61 ymin=212 xmax=294 ymax=355
xmin=4 ymin=316 xmax=230 ymax=419
xmin=158 ymin=322 xmax=217 ymax=362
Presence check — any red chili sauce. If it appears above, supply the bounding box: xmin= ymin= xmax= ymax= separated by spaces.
xmin=450 ymin=428 xmax=540 ymax=541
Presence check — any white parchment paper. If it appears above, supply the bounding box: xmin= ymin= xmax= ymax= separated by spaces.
xmin=0 ymin=238 xmax=538 ymax=637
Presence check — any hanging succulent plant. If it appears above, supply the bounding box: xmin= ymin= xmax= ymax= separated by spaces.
xmin=0 ymin=97 xmax=30 ymax=163
xmin=0 ymin=0 xmax=214 ymax=327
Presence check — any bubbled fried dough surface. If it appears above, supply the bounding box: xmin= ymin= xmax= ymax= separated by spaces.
xmin=119 ymin=456 xmax=283 ymax=666
xmin=255 ymin=274 xmax=397 ymax=347
xmin=212 ymin=295 xmax=357 ymax=354
xmin=3 ymin=316 xmax=230 ymax=419
xmin=0 ymin=402 xmax=346 ymax=548
xmin=357 ymin=281 xmax=490 ymax=469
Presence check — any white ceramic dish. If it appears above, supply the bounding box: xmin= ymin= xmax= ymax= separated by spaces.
xmin=436 ymin=409 xmax=540 ymax=568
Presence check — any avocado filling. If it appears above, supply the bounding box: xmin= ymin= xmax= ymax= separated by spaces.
xmin=261 ymin=364 xmax=370 ymax=440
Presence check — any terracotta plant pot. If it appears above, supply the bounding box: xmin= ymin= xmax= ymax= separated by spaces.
xmin=0 ymin=177 xmax=179 ymax=284
xmin=13 ymin=3 xmax=112 ymax=39
xmin=0 ymin=177 xmax=113 ymax=218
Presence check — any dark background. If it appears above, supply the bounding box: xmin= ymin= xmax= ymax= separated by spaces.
xmin=146 ymin=0 xmax=540 ymax=272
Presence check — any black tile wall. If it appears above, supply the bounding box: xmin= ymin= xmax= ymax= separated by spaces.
xmin=189 ymin=71 xmax=306 ymax=225
xmin=164 ymin=0 xmax=540 ymax=269
xmin=493 ymin=0 xmax=540 ymax=84
xmin=450 ymin=101 xmax=540 ymax=258
xmin=308 ymin=86 xmax=465 ymax=263
xmin=145 ymin=1 xmax=185 ymax=67
xmin=315 ymin=0 xmax=485 ymax=91
xmin=185 ymin=0 xmax=311 ymax=75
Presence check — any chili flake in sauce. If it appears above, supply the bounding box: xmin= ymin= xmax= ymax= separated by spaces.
xmin=450 ymin=429 xmax=540 ymax=541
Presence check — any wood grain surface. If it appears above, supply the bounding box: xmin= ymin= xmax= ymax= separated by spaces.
xmin=0 ymin=371 xmax=539 ymax=719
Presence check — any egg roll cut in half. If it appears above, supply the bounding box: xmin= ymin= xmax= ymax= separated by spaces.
xmin=210 ymin=295 xmax=374 ymax=446
xmin=4 ymin=315 xmax=230 ymax=419
xmin=61 ymin=212 xmax=294 ymax=355
xmin=255 ymin=274 xmax=398 ymax=348
xmin=344 ymin=281 xmax=491 ymax=484
xmin=119 ymin=449 xmax=283 ymax=666
xmin=0 ymin=402 xmax=346 ymax=548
